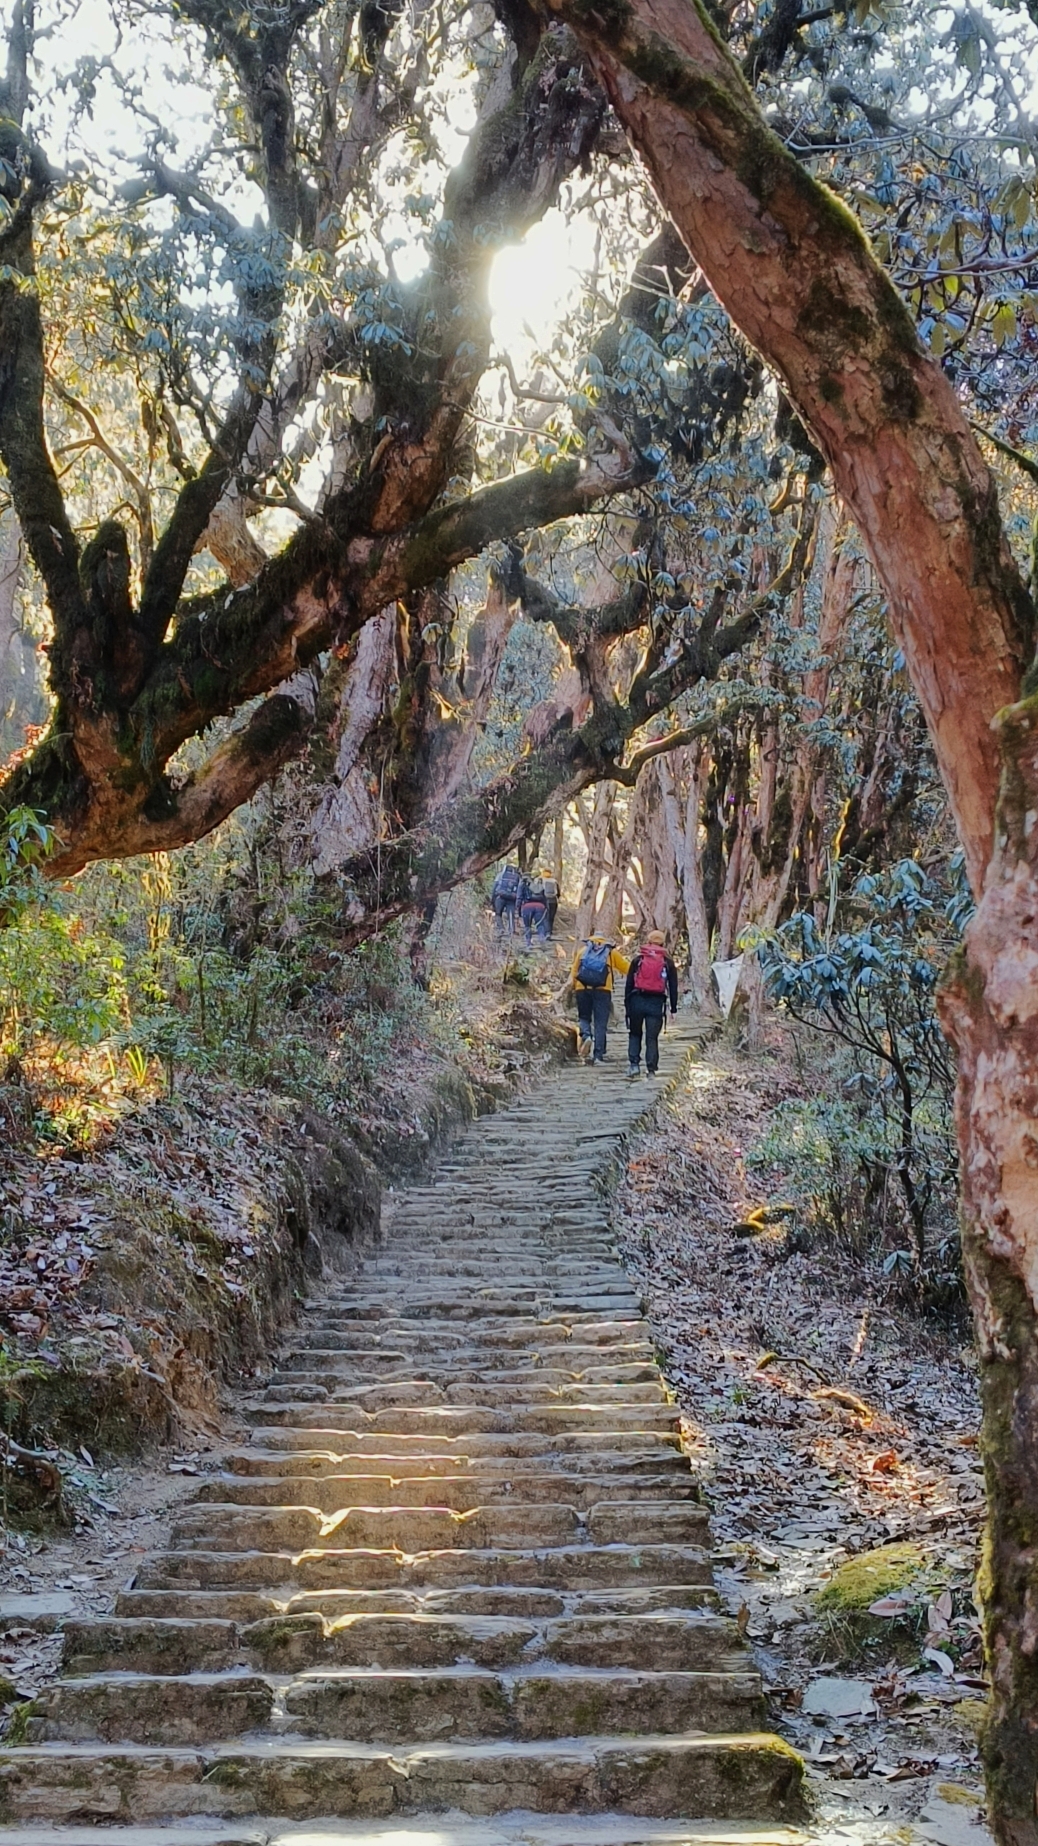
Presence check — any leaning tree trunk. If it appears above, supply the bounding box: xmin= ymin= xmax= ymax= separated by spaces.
xmin=938 ymin=696 xmax=1038 ymax=1841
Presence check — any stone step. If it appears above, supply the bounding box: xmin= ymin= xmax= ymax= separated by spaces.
xmin=257 ymin=1382 xmax=670 ymax=1410
xmin=65 ymin=1607 xmax=740 ymax=1678
xmin=116 ymin=1583 xmax=722 ymax=1626
xmin=192 ymin=1469 xmax=697 ymax=1510
xmin=217 ymin=1445 xmax=689 ymax=1480
xmin=297 ymin=1319 xmax=653 ymax=1345
xmin=136 ymin=1541 xmax=714 ymax=1595
xmin=32 ymin=1662 xmax=762 ymax=1747
xmin=242 ymin=1429 xmax=684 ymax=1461
xmin=242 ymin=1405 xmax=681 ymax=1435
xmin=170 ymin=1502 xmax=708 ymax=1555
xmin=284 ymin=1666 xmax=762 ymax=1743
xmin=0 ymin=1734 xmax=806 ymax=1823
xmin=272 ymin=1357 xmax=660 ymax=1382
xmin=0 ymin=1823 xmax=807 ymax=1846
xmin=0 ymin=1816 xmax=808 ymax=1846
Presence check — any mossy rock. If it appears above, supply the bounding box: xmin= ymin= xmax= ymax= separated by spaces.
xmin=814 ymin=1543 xmax=928 ymax=1663
xmin=816 ymin=1542 xmax=926 ymax=1612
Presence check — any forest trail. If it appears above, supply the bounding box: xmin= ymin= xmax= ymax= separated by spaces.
xmin=0 ymin=1014 xmax=807 ymax=1845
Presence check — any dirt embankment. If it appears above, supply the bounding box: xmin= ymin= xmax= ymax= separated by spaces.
xmin=0 ymin=987 xmax=573 ymax=1500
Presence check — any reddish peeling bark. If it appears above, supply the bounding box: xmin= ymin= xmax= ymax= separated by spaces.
xmin=939 ymin=699 xmax=1038 ymax=1844
xmin=550 ymin=0 xmax=1033 ymax=893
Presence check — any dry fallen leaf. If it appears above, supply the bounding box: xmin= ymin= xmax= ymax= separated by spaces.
xmin=870 ymin=1449 xmax=900 ymax=1474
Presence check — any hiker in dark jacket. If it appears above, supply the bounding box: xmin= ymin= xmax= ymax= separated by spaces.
xmin=491 ymin=864 xmax=520 ymax=936
xmin=518 ymin=871 xmax=549 ymax=947
xmin=624 ymin=930 xmax=678 ymax=1077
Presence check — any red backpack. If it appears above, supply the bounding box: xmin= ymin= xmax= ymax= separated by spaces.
xmin=633 ymin=944 xmax=668 ymax=994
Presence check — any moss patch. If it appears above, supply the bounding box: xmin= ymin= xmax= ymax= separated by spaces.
xmin=814 ymin=1543 xmax=930 ymax=1665
xmin=816 ymin=1542 xmax=927 ymax=1612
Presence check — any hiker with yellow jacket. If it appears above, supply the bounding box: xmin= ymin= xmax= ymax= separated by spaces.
xmin=567 ymin=936 xmax=630 ymax=1064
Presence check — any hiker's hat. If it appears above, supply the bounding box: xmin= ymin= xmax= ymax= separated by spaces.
xmin=647 ymin=930 xmax=666 ymax=944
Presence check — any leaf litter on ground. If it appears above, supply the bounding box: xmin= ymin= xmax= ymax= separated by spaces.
xmin=615 ymin=1027 xmax=990 ymax=1846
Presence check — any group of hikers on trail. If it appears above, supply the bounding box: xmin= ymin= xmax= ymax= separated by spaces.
xmin=490 ymin=863 xmax=560 ymax=945
xmin=567 ymin=930 xmax=678 ymax=1077
xmin=489 ymin=861 xmax=679 ymax=1076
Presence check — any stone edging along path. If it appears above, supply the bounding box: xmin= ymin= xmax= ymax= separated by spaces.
xmin=0 ymin=1012 xmax=807 ymax=1846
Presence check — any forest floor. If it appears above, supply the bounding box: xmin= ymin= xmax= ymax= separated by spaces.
xmin=615 ymin=1025 xmax=989 ymax=1846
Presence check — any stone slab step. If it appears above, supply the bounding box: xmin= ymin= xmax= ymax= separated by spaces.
xmin=281 ymin=1668 xmax=761 ymax=1744
xmin=257 ymin=1383 xmax=669 ymax=1409
xmin=242 ymin=1431 xmax=684 ymax=1461
xmin=297 ymin=1321 xmax=653 ymax=1346
xmin=116 ymin=1585 xmax=722 ymax=1626
xmin=271 ymin=1351 xmax=650 ymax=1380
xmin=219 ymin=1444 xmax=688 ymax=1477
xmin=193 ymin=1471 xmax=697 ymax=1510
xmin=34 ymin=1664 xmax=762 ymax=1746
xmin=136 ymin=1542 xmax=714 ymax=1595
xmin=243 ymin=1406 xmax=681 ymax=1435
xmin=236 ymin=1609 xmax=742 ymax=1675
xmin=0 ymin=1734 xmax=806 ymax=1823
xmin=0 ymin=1823 xmax=807 ymax=1846
xmin=168 ymin=1503 xmax=708 ymax=1555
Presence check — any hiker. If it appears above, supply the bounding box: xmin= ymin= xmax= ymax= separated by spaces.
xmin=568 ymin=934 xmax=630 ymax=1063
xmin=624 ymin=929 xmax=678 ymax=1078
xmin=518 ymin=869 xmax=549 ymax=947
xmin=541 ymin=870 xmax=560 ymax=936
xmin=491 ymin=863 xmax=520 ymax=936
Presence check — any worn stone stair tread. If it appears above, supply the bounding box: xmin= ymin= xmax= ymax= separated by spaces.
xmin=192 ymin=1474 xmax=698 ymax=1512
xmin=70 ymin=1607 xmax=737 ymax=1675
xmin=0 ymin=1733 xmax=806 ymax=1822
xmin=167 ymin=1502 xmax=709 ymax=1556
xmin=115 ymin=1585 xmax=724 ymax=1626
xmin=0 ymin=1821 xmax=807 ymax=1845
xmin=136 ymin=1541 xmax=715 ymax=1594
xmin=215 ymin=1451 xmax=691 ymax=1484
xmin=36 ymin=1662 xmax=762 ymax=1748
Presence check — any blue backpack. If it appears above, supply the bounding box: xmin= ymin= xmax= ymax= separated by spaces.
xmin=496 ymin=865 xmax=520 ymax=897
xmin=577 ymin=940 xmax=613 ymax=987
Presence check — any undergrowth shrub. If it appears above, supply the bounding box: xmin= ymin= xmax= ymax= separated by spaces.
xmin=755 ymin=857 xmax=965 ymax=1313
xmin=0 ymin=794 xmax=459 ymax=1153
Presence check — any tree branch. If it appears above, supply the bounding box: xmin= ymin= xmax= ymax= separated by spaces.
xmin=551 ymin=0 xmax=1034 ymax=891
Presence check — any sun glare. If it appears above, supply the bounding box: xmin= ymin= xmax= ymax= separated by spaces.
xmin=488 ymin=208 xmax=599 ymax=359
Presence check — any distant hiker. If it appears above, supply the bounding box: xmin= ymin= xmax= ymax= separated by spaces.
xmin=569 ymin=935 xmax=630 ymax=1063
xmin=624 ymin=929 xmax=678 ymax=1078
xmin=541 ymin=870 xmax=560 ymax=937
xmin=518 ymin=870 xmax=548 ymax=947
xmin=492 ymin=863 xmax=521 ymax=936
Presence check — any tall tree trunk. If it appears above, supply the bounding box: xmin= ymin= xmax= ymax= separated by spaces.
xmin=658 ymin=745 xmax=714 ymax=1006
xmin=575 ymin=782 xmax=616 ymax=935
xmin=939 ymin=697 xmax=1038 ymax=1845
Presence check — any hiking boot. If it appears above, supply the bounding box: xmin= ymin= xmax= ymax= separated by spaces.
xmin=627 ymin=1063 xmax=640 ymax=1079
xmin=577 ymin=1036 xmax=591 ymax=1061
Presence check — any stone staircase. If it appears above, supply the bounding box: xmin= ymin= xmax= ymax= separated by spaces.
xmin=0 ymin=1014 xmax=805 ymax=1845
